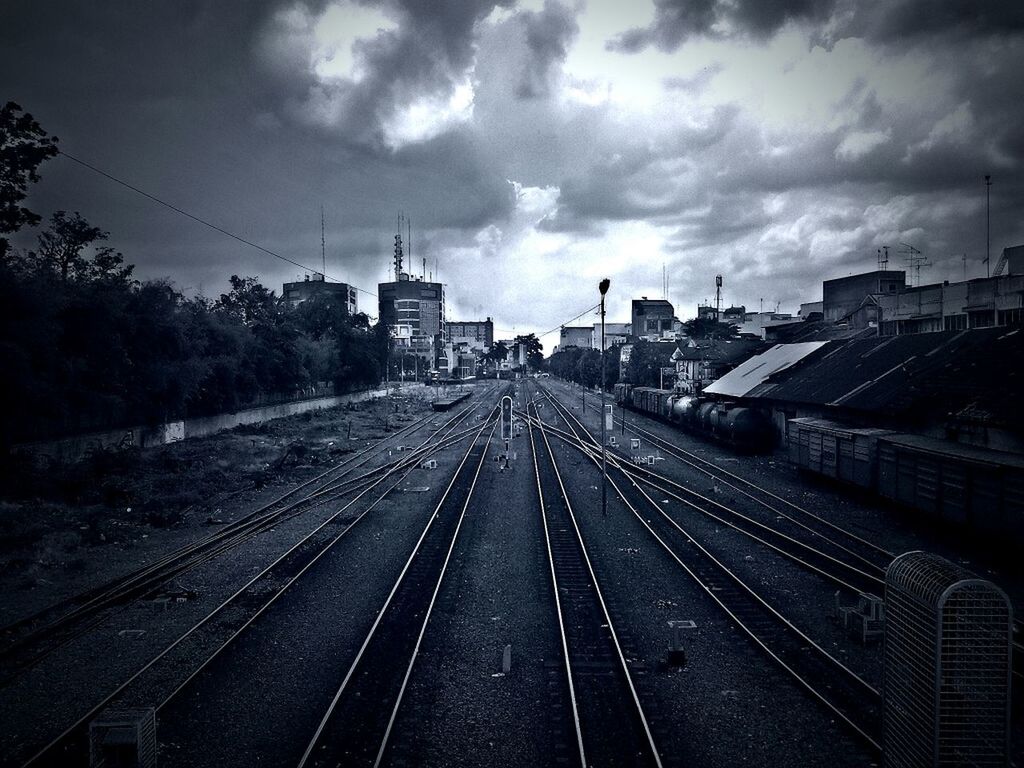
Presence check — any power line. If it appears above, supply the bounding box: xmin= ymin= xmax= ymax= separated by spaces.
xmin=536 ymin=302 xmax=601 ymax=339
xmin=57 ymin=149 xmax=378 ymax=298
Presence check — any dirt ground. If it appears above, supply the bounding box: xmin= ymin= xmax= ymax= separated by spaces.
xmin=0 ymin=388 xmax=433 ymax=627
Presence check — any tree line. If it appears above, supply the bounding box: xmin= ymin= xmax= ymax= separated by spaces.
xmin=0 ymin=102 xmax=389 ymax=445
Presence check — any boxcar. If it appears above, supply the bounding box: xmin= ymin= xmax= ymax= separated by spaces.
xmin=788 ymin=418 xmax=894 ymax=489
xmin=876 ymin=434 xmax=1024 ymax=535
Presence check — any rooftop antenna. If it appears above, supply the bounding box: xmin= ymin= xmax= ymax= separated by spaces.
xmin=393 ymin=212 xmax=404 ymax=279
xmin=715 ymin=274 xmax=723 ymax=321
xmin=899 ymin=242 xmax=930 ymax=287
xmin=320 ymin=206 xmax=326 ymax=278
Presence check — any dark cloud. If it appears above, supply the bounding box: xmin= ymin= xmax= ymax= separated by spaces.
xmin=608 ymin=0 xmax=1024 ymax=53
xmin=0 ymin=0 xmax=516 ymax=302
xmin=838 ymin=0 xmax=1024 ymax=44
xmin=608 ymin=0 xmax=717 ymax=53
xmin=516 ymin=0 xmax=580 ymax=98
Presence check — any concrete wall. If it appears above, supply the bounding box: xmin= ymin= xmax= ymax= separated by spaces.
xmin=13 ymin=384 xmax=419 ymax=465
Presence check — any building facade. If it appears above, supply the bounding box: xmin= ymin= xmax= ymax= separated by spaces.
xmin=378 ymin=274 xmax=445 ymax=362
xmin=559 ymin=326 xmax=593 ymax=350
xmin=822 ymin=270 xmax=906 ymax=322
xmin=282 ymin=274 xmax=358 ymax=315
xmin=632 ymin=298 xmax=675 ymax=340
xmin=447 ymin=318 xmax=494 ymax=347
xmin=591 ymin=322 xmax=631 ymax=350
xmin=863 ymin=273 xmax=1024 ymax=336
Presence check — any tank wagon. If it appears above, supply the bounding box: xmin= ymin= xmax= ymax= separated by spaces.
xmin=789 ymin=417 xmax=1024 ymax=540
xmin=614 ymin=384 xmax=773 ymax=452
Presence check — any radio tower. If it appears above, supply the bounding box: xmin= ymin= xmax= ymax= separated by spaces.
xmin=715 ymin=275 xmax=723 ymax=321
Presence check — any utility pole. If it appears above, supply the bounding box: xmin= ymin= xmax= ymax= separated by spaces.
xmin=599 ymin=278 xmax=610 ymax=518
xmin=985 ymin=175 xmax=993 ymax=278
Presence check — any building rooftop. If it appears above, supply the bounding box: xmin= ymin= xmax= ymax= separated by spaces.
xmin=704 ymin=342 xmax=828 ymax=398
xmin=717 ymin=327 xmax=1024 ymax=429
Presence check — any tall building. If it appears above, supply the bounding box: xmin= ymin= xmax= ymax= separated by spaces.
xmin=632 ymin=298 xmax=675 ymax=340
xmin=447 ymin=318 xmax=494 ymax=347
xmin=282 ymin=273 xmax=358 ymax=315
xmin=378 ymin=232 xmax=445 ymax=365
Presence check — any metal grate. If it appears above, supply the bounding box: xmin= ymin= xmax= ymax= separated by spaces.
xmin=883 ymin=551 xmax=1012 ymax=767
xmin=89 ymin=707 xmax=157 ymax=768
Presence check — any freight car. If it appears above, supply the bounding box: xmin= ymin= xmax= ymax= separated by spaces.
xmin=788 ymin=417 xmax=1024 ymax=540
xmin=615 ymin=384 xmax=773 ymax=452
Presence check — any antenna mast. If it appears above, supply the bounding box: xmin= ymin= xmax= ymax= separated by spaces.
xmin=320 ymin=206 xmax=326 ymax=278
xmin=393 ymin=212 xmax=404 ymax=278
xmin=899 ymin=242 xmax=930 ymax=287
xmin=715 ymin=274 xmax=723 ymax=321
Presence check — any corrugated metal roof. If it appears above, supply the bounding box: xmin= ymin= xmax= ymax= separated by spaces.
xmin=703 ymin=342 xmax=828 ymax=397
xmin=746 ymin=327 xmax=1024 ymax=427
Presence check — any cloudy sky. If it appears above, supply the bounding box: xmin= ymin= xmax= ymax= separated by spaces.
xmin=3 ymin=0 xmax=1023 ymax=342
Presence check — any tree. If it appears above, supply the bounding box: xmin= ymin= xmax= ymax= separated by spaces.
xmin=217 ymin=275 xmax=278 ymax=326
xmin=31 ymin=210 xmax=133 ymax=283
xmin=515 ymin=333 xmax=544 ymax=370
xmin=486 ymin=339 xmax=509 ymax=367
xmin=0 ymin=102 xmax=59 ymax=260
xmin=575 ymin=348 xmax=601 ymax=388
xmin=681 ymin=317 xmax=738 ymax=340
xmin=625 ymin=340 xmax=672 ymax=388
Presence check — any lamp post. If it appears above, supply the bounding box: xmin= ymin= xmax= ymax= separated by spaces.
xmin=599 ymin=278 xmax=610 ymax=517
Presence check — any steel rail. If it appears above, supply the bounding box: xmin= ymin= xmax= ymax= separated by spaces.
xmin=557 ymin=378 xmax=894 ymax=571
xmin=525 ymin=395 xmax=587 ymax=768
xmin=296 ymin=395 xmax=505 ymax=768
xmin=522 ymin=400 xmax=880 ymax=595
xmin=1 ymin=390 xmax=496 ymax=680
xmin=19 ymin=402 xmax=501 ymax=767
xmin=527 ymin=385 xmax=663 ymax=768
xmin=530 ymin=393 xmax=882 ymax=753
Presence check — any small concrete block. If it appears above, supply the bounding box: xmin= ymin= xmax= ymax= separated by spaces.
xmin=502 ymin=644 xmax=512 ymax=673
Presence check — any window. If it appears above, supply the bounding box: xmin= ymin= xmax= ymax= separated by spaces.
xmin=969 ymin=310 xmax=995 ymax=329
xmin=998 ymin=308 xmax=1022 ymax=326
xmin=943 ymin=314 xmax=967 ymax=331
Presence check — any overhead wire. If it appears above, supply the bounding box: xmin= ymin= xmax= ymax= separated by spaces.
xmin=57 ymin=149 xmax=378 ymax=298
xmin=57 ymin=150 xmax=608 ymax=338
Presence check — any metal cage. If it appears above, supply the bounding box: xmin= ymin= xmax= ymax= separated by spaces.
xmin=883 ymin=551 xmax=1012 ymax=767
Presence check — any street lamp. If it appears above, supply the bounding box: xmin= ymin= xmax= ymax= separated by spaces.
xmin=599 ymin=277 xmax=610 ymax=517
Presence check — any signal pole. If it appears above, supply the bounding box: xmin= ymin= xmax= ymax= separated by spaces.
xmin=985 ymin=175 xmax=992 ymax=278
xmin=599 ymin=278 xmax=610 ymax=517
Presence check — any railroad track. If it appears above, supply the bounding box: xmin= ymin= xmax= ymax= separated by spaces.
xmin=529 ymin=384 xmax=882 ymax=754
xmin=15 ymin=391 xmax=503 ymax=767
xmin=0 ymin=388 xmax=497 ymax=684
xmin=534 ymin=386 xmax=883 ymax=596
xmin=296 ymin=390 xmax=505 ymax=768
xmin=551 ymin=379 xmax=1024 ymax=681
xmin=560 ymin=378 xmax=893 ymax=576
xmin=526 ymin=392 xmax=663 ymax=768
